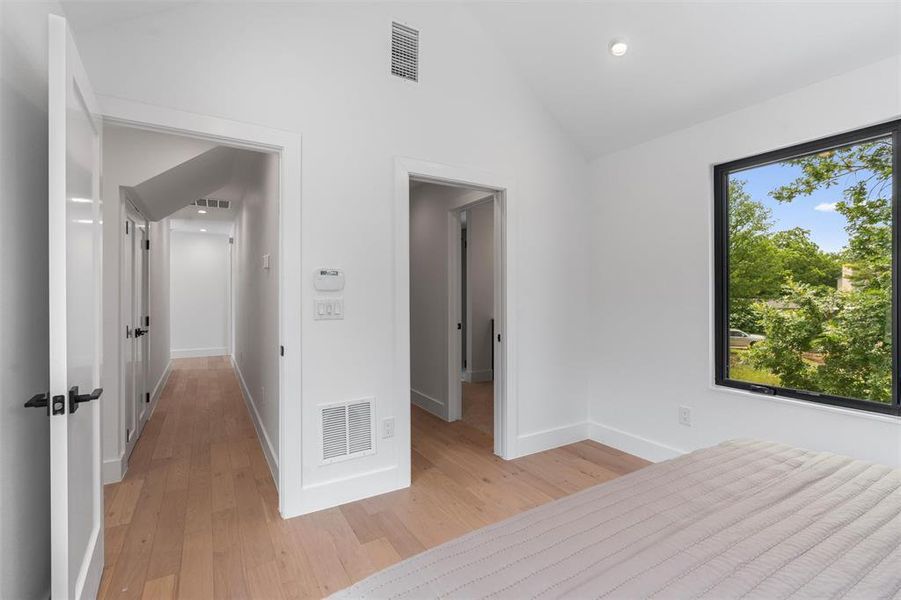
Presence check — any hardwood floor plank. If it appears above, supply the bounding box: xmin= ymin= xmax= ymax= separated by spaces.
xmin=140 ymin=575 xmax=176 ymax=600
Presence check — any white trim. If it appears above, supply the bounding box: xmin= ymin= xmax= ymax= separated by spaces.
xmin=587 ymin=421 xmax=684 ymax=463
xmin=298 ymin=466 xmax=403 ymax=515
xmin=149 ymin=359 xmax=172 ymax=408
xmin=101 ymin=453 xmax=127 ymax=484
xmin=231 ymin=356 xmax=279 ymax=486
xmin=515 ymin=422 xmax=589 ymax=457
xmin=98 ymin=95 xmax=303 ymax=518
xmin=447 ymin=210 xmax=463 ymax=422
xmin=464 ymin=369 xmax=493 ymax=383
xmin=170 ymin=347 xmax=229 ymax=359
xmin=411 ymin=388 xmax=445 ymax=418
xmin=396 ymin=158 xmax=517 ymax=483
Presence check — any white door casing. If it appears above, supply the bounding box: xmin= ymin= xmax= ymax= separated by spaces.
xmin=48 ymin=14 xmax=105 ymax=600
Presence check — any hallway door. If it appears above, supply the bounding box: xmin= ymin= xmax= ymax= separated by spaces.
xmin=47 ymin=14 xmax=105 ymax=600
xmin=123 ymin=206 xmax=149 ymax=455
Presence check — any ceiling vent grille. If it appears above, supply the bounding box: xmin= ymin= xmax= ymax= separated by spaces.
xmin=391 ymin=22 xmax=419 ymax=82
xmin=321 ymin=398 xmax=375 ymax=464
xmin=190 ymin=199 xmax=230 ymax=209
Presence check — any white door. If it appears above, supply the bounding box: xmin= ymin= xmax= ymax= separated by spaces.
xmin=133 ymin=218 xmax=149 ymax=434
xmin=48 ymin=14 xmax=104 ymax=600
xmin=123 ymin=209 xmax=149 ymax=452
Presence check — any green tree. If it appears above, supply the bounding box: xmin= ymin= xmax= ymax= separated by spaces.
xmin=770 ymin=227 xmax=841 ymax=289
xmin=747 ymin=139 xmax=893 ymax=403
xmin=728 ymin=180 xmax=781 ymax=331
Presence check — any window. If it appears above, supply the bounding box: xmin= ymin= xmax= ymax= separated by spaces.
xmin=715 ymin=121 xmax=900 ymax=415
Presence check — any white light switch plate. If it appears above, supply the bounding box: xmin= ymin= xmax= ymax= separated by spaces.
xmin=314 ymin=297 xmax=344 ymax=320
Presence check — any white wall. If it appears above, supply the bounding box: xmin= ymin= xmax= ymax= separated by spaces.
xmin=170 ymin=231 xmax=231 ymax=358
xmin=147 ymin=218 xmax=171 ymax=398
xmin=233 ymin=151 xmax=280 ymax=477
xmin=101 ymin=126 xmax=214 ymax=480
xmin=410 ymin=184 xmax=492 ymax=420
xmin=73 ymin=2 xmax=594 ymax=512
xmin=589 ymin=57 xmax=901 ymax=467
xmin=0 ymin=2 xmax=61 ymax=597
xmin=466 ymin=202 xmax=494 ymax=382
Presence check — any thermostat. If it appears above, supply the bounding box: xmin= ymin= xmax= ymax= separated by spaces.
xmin=314 ymin=268 xmax=345 ymax=291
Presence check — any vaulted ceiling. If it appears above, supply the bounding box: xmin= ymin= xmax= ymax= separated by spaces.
xmin=64 ymin=1 xmax=900 ymax=158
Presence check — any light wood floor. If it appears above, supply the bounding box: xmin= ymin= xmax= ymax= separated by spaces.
xmin=461 ymin=381 xmax=493 ymax=435
xmin=100 ymin=357 xmax=650 ymax=599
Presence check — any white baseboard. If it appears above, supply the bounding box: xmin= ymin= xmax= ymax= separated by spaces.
xmin=463 ymin=369 xmax=493 ymax=383
xmin=411 ymin=388 xmax=445 ymax=419
xmin=231 ymin=355 xmax=279 ymax=487
xmin=171 ymin=346 xmax=228 ymax=359
xmin=148 ymin=359 xmax=172 ymax=414
xmin=513 ymin=419 xmax=684 ymax=464
xmin=295 ymin=465 xmax=405 ymax=516
xmin=587 ymin=421 xmax=684 ymax=463
xmin=514 ymin=421 xmax=590 ymax=458
xmin=102 ymin=452 xmax=127 ymax=484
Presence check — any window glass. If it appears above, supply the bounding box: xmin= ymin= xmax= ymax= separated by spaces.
xmin=720 ymin=134 xmax=894 ymax=407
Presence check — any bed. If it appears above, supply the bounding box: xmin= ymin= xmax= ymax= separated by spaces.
xmin=333 ymin=439 xmax=901 ymax=599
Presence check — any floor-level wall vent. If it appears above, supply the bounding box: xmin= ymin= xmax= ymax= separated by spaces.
xmin=391 ymin=21 xmax=419 ymax=82
xmin=320 ymin=398 xmax=375 ymax=464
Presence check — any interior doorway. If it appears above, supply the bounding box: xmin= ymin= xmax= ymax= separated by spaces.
xmin=407 ymin=173 xmax=508 ymax=456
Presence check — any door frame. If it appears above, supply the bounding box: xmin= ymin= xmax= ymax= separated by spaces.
xmin=395 ymin=158 xmax=516 ymax=475
xmin=446 ymin=195 xmax=495 ymax=424
xmin=121 ymin=197 xmax=149 ymax=459
xmin=99 ymin=96 xmax=303 ymax=518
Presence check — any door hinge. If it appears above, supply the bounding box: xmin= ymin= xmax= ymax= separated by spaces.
xmin=125 ymin=221 xmax=129 ymax=234
xmin=145 ymin=392 xmax=150 ymax=404
xmin=145 ymin=315 xmax=150 ymax=327
xmin=145 ymin=240 xmax=150 ymax=250
xmin=280 ymin=345 xmax=285 ymax=357
xmin=126 ymin=428 xmax=132 ymax=442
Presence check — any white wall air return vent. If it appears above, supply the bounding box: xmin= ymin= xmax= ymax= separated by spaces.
xmin=320 ymin=398 xmax=375 ymax=464
xmin=391 ymin=22 xmax=419 ymax=82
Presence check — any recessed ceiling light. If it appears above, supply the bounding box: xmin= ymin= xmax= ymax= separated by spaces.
xmin=200 ymin=228 xmax=207 ymax=232
xmin=70 ymin=197 xmax=93 ymax=204
xmin=608 ymin=39 xmax=628 ymax=57
xmin=198 ymin=209 xmax=207 ymax=214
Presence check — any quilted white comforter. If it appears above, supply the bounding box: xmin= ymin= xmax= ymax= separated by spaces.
xmin=333 ymin=439 xmax=901 ymax=599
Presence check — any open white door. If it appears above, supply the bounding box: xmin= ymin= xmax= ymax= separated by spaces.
xmin=49 ymin=14 xmax=104 ymax=600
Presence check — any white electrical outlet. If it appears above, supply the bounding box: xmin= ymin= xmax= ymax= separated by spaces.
xmin=679 ymin=405 xmax=692 ymax=427
xmin=382 ymin=416 xmax=395 ymax=439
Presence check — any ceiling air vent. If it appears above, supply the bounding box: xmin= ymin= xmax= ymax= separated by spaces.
xmin=321 ymin=398 xmax=375 ymax=464
xmin=391 ymin=22 xmax=419 ymax=82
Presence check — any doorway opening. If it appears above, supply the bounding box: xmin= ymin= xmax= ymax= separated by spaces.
xmin=101 ymin=121 xmax=283 ymax=501
xmin=407 ymin=173 xmax=508 ymax=460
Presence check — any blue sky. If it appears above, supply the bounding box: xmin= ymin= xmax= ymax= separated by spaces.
xmin=731 ymin=162 xmax=855 ymax=253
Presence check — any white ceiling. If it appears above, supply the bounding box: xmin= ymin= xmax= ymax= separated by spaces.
xmin=64 ymin=2 xmax=900 ymax=158
xmin=466 ymin=2 xmax=900 ymax=157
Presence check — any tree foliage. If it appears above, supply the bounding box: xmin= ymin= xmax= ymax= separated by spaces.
xmin=730 ymin=138 xmax=893 ymax=403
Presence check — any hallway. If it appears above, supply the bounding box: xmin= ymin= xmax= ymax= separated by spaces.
xmin=100 ymin=359 xmax=649 ymax=599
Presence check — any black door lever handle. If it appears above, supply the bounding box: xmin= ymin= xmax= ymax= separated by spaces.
xmin=134 ymin=328 xmax=147 ymax=337
xmin=25 ymin=392 xmax=49 ymax=409
xmin=68 ymin=386 xmax=103 ymax=414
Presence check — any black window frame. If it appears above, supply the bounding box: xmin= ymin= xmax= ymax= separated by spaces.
xmin=714 ymin=120 xmax=901 ymax=416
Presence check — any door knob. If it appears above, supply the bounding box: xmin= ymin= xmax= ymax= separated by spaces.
xmin=134 ymin=328 xmax=147 ymax=337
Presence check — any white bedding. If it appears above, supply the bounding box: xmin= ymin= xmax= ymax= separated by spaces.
xmin=333 ymin=439 xmax=901 ymax=599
